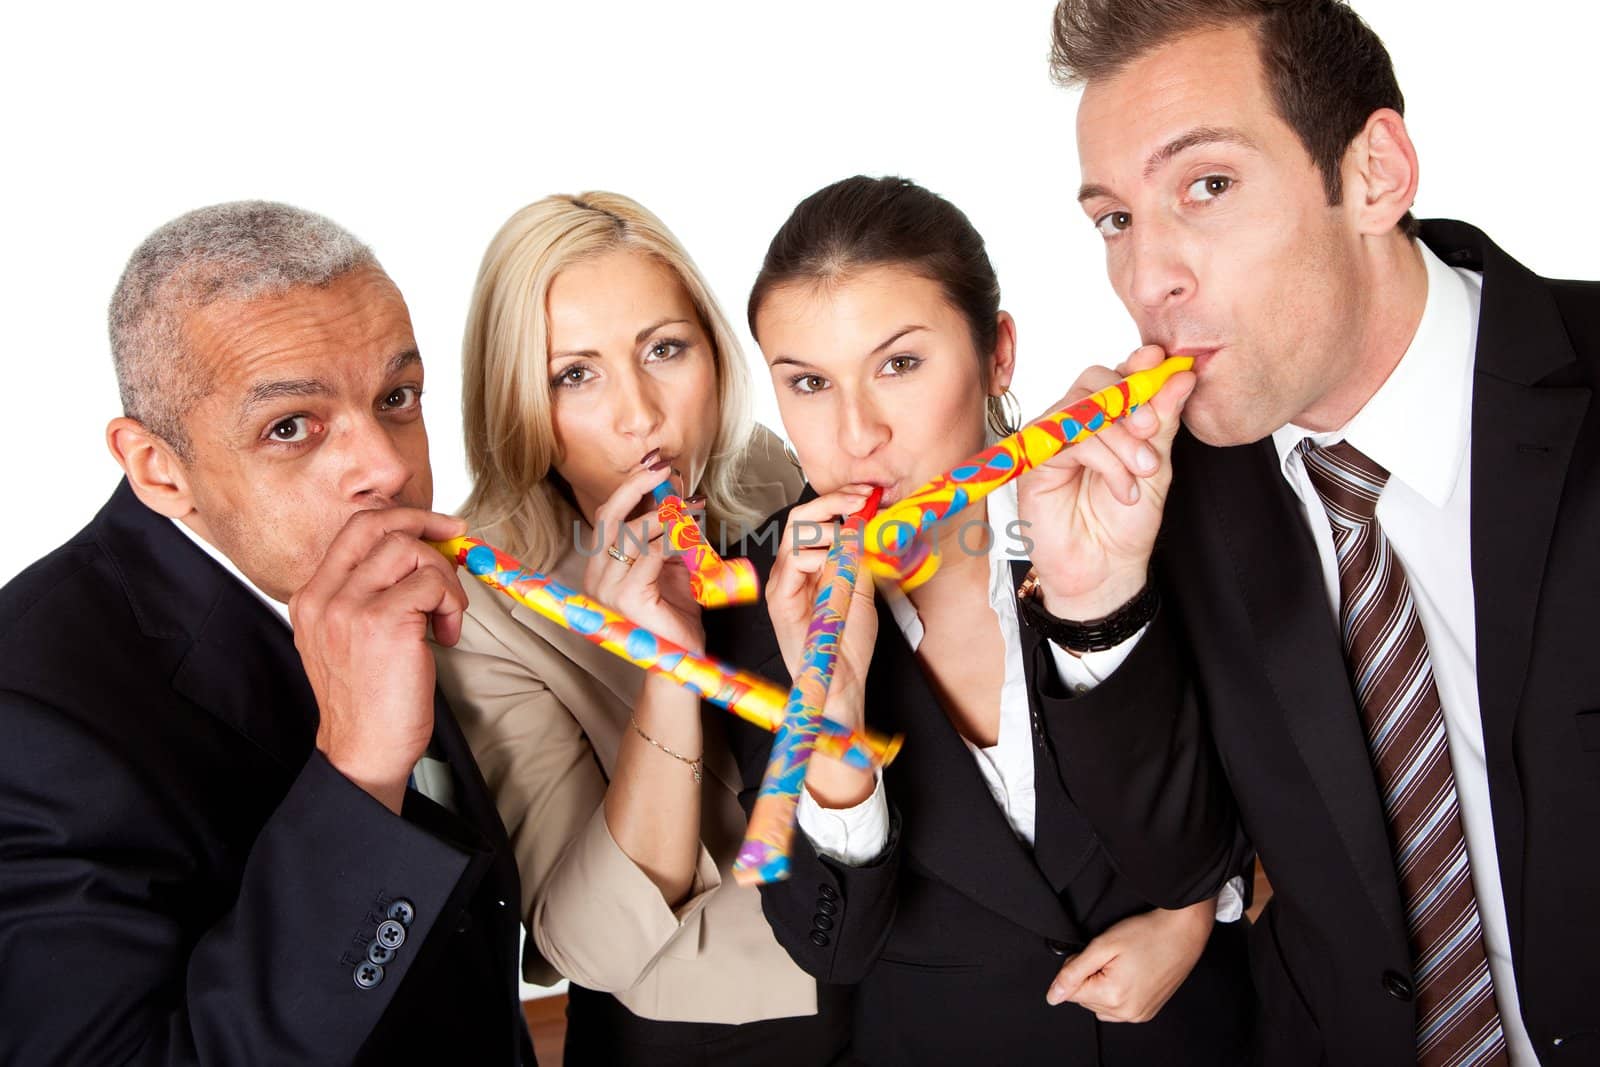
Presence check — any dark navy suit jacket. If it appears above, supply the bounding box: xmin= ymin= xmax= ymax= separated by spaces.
xmin=0 ymin=481 xmax=534 ymax=1065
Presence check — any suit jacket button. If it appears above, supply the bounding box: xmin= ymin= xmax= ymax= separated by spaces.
xmin=1046 ymin=939 xmax=1079 ymax=956
xmin=1382 ymin=970 xmax=1414 ymax=1001
xmin=386 ymin=898 xmax=416 ymax=926
xmin=812 ymin=914 xmax=835 ymax=932
xmin=367 ymin=940 xmax=394 ymax=966
xmin=818 ymin=884 xmax=838 ymax=902
xmin=810 ymin=931 xmax=830 ymax=947
xmin=377 ymin=919 xmax=407 ymax=950
xmin=354 ymin=961 xmax=385 ymax=989
xmin=456 ymin=911 xmax=473 ymax=934
xmin=817 ymin=899 xmax=838 ymax=916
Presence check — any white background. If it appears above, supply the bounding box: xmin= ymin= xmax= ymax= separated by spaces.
xmin=2 ymin=0 xmax=1596 ymax=589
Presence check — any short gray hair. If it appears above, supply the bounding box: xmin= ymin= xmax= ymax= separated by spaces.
xmin=109 ymin=200 xmax=379 ymax=457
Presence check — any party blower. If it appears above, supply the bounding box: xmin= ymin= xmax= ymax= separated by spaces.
xmin=734 ymin=487 xmax=883 ymax=886
xmin=432 ymin=537 xmax=902 ymax=770
xmin=862 ymin=356 xmax=1193 ymax=589
xmin=652 ymin=482 xmax=761 ymax=608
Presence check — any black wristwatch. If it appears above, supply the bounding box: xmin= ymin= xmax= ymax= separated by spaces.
xmin=1016 ymin=575 xmax=1158 ymax=653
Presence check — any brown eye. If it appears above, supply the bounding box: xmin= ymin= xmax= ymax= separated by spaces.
xmin=1095 ymin=211 xmax=1132 ymax=237
xmin=645 ymin=339 xmax=686 ymax=361
xmin=382 ymin=386 xmax=420 ymax=410
xmin=553 ymin=365 xmax=594 ymax=389
xmin=1188 ymin=175 xmax=1234 ymax=201
xmin=270 ymin=416 xmax=311 ymax=443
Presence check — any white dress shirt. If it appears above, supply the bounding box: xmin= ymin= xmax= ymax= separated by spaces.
xmin=796 ymin=484 xmax=1245 ymax=919
xmin=1054 ymin=243 xmax=1532 ymax=1062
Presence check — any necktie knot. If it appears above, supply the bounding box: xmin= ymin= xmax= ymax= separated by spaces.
xmin=1297 ymin=438 xmax=1389 ymax=524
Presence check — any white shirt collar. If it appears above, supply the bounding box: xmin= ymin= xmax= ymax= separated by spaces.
xmin=1270 ymin=241 xmax=1481 ymax=508
xmin=169 ymin=517 xmax=292 ymax=628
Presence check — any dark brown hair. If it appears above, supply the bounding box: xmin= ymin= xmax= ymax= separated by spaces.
xmin=1051 ymin=0 xmax=1419 ymax=236
xmin=747 ymin=176 xmax=1002 ymax=364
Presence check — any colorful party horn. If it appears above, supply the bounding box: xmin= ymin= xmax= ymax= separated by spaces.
xmin=432 ymin=536 xmax=901 ymax=769
xmin=734 ymin=487 xmax=884 ymax=886
xmin=653 ymin=482 xmax=761 ymax=608
xmin=862 ymin=357 xmax=1193 ymax=590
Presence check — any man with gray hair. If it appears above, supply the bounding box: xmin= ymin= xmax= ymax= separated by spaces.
xmin=0 ymin=201 xmax=536 ymax=1064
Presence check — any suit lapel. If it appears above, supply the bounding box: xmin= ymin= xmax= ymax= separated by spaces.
xmin=169 ymin=603 xmax=319 ymax=774
xmin=1469 ymin=379 xmax=1587 ymax=773
xmin=1431 ymin=220 xmax=1594 ymax=943
xmin=1193 ymin=437 xmax=1409 ymax=945
xmin=870 ymin=595 xmax=1077 ymax=942
xmin=93 ymin=481 xmax=319 ymax=774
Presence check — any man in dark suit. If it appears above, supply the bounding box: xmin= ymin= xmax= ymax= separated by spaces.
xmin=0 ymin=201 xmax=535 ymax=1064
xmin=1017 ymin=2 xmax=1598 ymax=1063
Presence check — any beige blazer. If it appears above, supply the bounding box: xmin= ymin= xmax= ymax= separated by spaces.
xmin=433 ymin=430 xmax=809 ymax=1025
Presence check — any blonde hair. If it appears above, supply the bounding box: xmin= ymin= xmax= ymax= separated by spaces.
xmin=460 ymin=191 xmax=761 ymax=567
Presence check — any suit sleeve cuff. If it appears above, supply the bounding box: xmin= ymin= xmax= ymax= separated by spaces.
xmin=237 ymin=751 xmax=478 ymax=1043
xmin=533 ymin=804 xmax=720 ymax=989
xmin=1046 ymin=622 xmax=1151 ymax=694
xmin=796 ymin=772 xmax=889 ymax=866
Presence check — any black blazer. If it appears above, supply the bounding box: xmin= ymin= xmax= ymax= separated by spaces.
xmin=710 ymin=532 xmax=1252 ymax=1066
xmin=0 ymin=481 xmax=534 ymax=1066
xmin=1038 ymin=220 xmax=1600 ymax=1065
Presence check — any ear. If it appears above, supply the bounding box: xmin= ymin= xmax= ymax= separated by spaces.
xmin=989 ymin=311 xmax=1018 ymax=394
xmin=106 ymin=416 xmax=195 ymax=520
xmin=1345 ymin=108 xmax=1420 ymax=236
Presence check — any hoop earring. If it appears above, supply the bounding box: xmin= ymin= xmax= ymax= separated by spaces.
xmin=986 ymin=389 xmax=1022 ymax=437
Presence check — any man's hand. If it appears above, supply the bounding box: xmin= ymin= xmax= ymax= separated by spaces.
xmin=1016 ymin=345 xmax=1193 ymax=621
xmin=1045 ymin=897 xmax=1218 ymax=1022
xmin=290 ymin=508 xmax=469 ymax=814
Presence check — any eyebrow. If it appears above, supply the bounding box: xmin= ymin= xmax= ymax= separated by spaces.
xmin=386 ymin=349 xmax=422 ymax=376
xmin=768 ymin=325 xmax=928 ymax=369
xmin=551 ymin=318 xmax=694 ymax=361
xmin=637 ymin=317 xmax=690 ymax=344
xmin=236 ymin=348 xmax=421 ymax=421
xmin=1077 ymin=125 xmax=1259 ymax=202
xmin=237 ymin=376 xmax=333 ymax=421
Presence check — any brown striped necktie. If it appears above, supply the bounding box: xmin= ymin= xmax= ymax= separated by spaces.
xmin=1297 ymin=439 xmax=1507 ymax=1067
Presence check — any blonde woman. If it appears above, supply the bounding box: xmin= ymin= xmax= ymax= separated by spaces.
xmin=431 ymin=193 xmax=842 ymax=1065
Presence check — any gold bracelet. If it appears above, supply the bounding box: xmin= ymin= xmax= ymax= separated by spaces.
xmin=629 ymin=715 xmax=704 ymax=784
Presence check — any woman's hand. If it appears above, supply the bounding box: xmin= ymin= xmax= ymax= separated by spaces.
xmin=765 ymin=485 xmax=879 ymax=807
xmin=1045 ymin=896 xmax=1218 ymax=1022
xmin=584 ymin=461 xmax=703 ymax=651
xmin=588 ymin=460 xmax=713 ymax=907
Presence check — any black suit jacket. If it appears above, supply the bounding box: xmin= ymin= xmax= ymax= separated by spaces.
xmin=1039 ymin=220 xmax=1600 ymax=1064
xmin=710 ymin=531 xmax=1252 ymax=1067
xmin=0 ymin=481 xmax=534 ymax=1065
